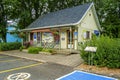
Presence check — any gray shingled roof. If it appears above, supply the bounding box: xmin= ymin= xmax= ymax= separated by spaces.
xmin=26 ymin=3 xmax=92 ymax=30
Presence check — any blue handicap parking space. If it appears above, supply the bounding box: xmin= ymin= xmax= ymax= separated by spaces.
xmin=56 ymin=71 xmax=118 ymax=80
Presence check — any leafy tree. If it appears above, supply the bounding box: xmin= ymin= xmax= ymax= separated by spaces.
xmin=0 ymin=0 xmax=9 ymax=42
xmin=9 ymin=0 xmax=48 ymax=29
xmin=100 ymin=0 xmax=120 ymax=38
xmin=47 ymin=0 xmax=83 ymax=12
xmin=1 ymin=0 xmax=120 ymax=39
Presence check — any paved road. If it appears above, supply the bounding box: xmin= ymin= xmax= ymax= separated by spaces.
xmin=0 ymin=54 xmax=73 ymax=80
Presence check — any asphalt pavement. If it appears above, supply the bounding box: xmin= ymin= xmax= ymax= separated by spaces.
xmin=0 ymin=54 xmax=73 ymax=80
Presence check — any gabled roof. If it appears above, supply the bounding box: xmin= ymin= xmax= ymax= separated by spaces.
xmin=25 ymin=2 xmax=95 ymax=30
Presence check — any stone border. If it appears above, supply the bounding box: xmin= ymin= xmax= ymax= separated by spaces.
xmin=0 ymin=53 xmax=46 ymax=63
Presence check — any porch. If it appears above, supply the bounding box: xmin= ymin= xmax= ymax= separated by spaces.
xmin=26 ymin=27 xmax=78 ymax=51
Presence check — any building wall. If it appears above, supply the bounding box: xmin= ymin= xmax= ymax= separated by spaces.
xmin=42 ymin=32 xmax=54 ymax=43
xmin=29 ymin=7 xmax=100 ymax=50
xmin=77 ymin=7 xmax=99 ymax=43
xmin=6 ymin=26 xmax=21 ymax=42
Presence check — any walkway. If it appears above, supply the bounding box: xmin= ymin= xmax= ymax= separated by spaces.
xmin=0 ymin=50 xmax=83 ymax=67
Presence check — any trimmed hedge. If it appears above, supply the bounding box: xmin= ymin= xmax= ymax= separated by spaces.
xmin=80 ymin=35 xmax=120 ymax=68
xmin=0 ymin=42 xmax=21 ymax=51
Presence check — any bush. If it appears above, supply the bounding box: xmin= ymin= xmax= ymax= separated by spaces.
xmin=27 ymin=46 xmax=56 ymax=55
xmin=80 ymin=35 xmax=120 ymax=68
xmin=19 ymin=46 xmax=26 ymax=51
xmin=37 ymin=47 xmax=43 ymax=51
xmin=41 ymin=48 xmax=56 ymax=55
xmin=0 ymin=42 xmax=21 ymax=51
xmin=19 ymin=46 xmax=23 ymax=51
xmin=42 ymin=49 xmax=53 ymax=53
xmin=23 ymin=42 xmax=30 ymax=48
xmin=28 ymin=47 xmax=39 ymax=54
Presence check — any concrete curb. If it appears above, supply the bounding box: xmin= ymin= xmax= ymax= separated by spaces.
xmin=0 ymin=53 xmax=46 ymax=63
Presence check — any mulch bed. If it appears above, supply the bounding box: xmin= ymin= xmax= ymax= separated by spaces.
xmin=75 ymin=64 xmax=120 ymax=79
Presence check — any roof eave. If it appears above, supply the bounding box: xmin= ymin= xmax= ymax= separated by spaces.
xmin=75 ymin=2 xmax=102 ymax=31
xmin=21 ymin=3 xmax=99 ymax=32
xmin=21 ymin=23 xmax=76 ymax=31
xmin=92 ymin=2 xmax=102 ymax=31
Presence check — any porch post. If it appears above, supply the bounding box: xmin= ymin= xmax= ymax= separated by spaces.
xmin=28 ymin=32 xmax=30 ymax=42
xmin=25 ymin=32 xmax=27 ymax=42
xmin=70 ymin=27 xmax=72 ymax=52
xmin=59 ymin=29 xmax=61 ymax=50
xmin=74 ymin=28 xmax=78 ymax=50
xmin=40 ymin=32 xmax=42 ymax=47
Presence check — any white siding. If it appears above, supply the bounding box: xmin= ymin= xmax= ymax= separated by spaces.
xmin=77 ymin=7 xmax=99 ymax=42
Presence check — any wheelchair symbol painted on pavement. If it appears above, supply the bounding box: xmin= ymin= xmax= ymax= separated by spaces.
xmin=7 ymin=72 xmax=31 ymax=80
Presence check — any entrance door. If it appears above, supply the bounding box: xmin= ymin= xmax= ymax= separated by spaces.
xmin=67 ymin=30 xmax=74 ymax=49
xmin=30 ymin=33 xmax=33 ymax=41
xmin=54 ymin=31 xmax=60 ymax=44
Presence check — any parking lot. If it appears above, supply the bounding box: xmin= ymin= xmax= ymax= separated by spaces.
xmin=0 ymin=54 xmax=73 ymax=80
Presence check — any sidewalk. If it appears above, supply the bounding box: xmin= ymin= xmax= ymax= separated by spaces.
xmin=0 ymin=50 xmax=83 ymax=67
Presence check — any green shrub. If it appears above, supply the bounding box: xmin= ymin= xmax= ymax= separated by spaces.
xmin=0 ymin=42 xmax=21 ymax=51
xmin=37 ymin=47 xmax=43 ymax=51
xmin=42 ymin=49 xmax=52 ymax=52
xmin=28 ymin=47 xmax=39 ymax=54
xmin=41 ymin=48 xmax=56 ymax=55
xmin=19 ymin=46 xmax=26 ymax=51
xmin=23 ymin=42 xmax=30 ymax=48
xmin=19 ymin=46 xmax=23 ymax=51
xmin=80 ymin=35 xmax=120 ymax=68
xmin=48 ymin=49 xmax=53 ymax=53
xmin=49 ymin=49 xmax=57 ymax=55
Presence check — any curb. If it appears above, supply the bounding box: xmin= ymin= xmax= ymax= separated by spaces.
xmin=0 ymin=53 xmax=46 ymax=63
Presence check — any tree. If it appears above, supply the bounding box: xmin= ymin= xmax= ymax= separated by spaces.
xmin=1 ymin=0 xmax=120 ymax=38
xmin=0 ymin=0 xmax=9 ymax=42
xmin=9 ymin=0 xmax=48 ymax=29
xmin=100 ymin=0 xmax=120 ymax=38
xmin=8 ymin=0 xmax=94 ymax=29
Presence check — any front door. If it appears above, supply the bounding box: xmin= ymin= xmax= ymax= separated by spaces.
xmin=30 ymin=33 xmax=33 ymax=41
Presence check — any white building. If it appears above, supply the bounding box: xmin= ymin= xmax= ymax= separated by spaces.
xmin=23 ymin=2 xmax=101 ymax=50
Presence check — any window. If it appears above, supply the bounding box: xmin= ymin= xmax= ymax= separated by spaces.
xmin=86 ymin=31 xmax=90 ymax=39
xmin=82 ymin=30 xmax=91 ymax=39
